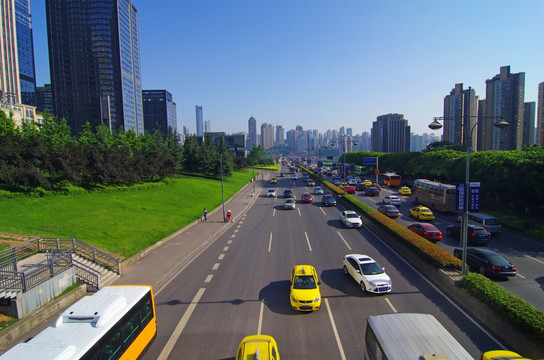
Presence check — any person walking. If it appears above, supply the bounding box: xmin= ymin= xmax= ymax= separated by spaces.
xmin=203 ymin=208 xmax=207 ymax=221
xmin=226 ymin=209 xmax=232 ymax=222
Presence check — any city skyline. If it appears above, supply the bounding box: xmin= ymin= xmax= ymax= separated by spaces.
xmin=30 ymin=1 xmax=544 ymax=136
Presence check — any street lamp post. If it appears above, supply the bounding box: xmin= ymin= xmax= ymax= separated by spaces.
xmin=429 ymin=116 xmax=509 ymax=275
xmin=220 ymin=151 xmax=226 ymax=222
xmin=332 ymin=135 xmax=357 ymax=180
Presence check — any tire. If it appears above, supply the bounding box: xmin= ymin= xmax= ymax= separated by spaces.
xmin=360 ymin=282 xmax=367 ymax=292
xmin=343 ymin=266 xmax=348 ymax=275
xmin=479 ymin=266 xmax=486 ymax=275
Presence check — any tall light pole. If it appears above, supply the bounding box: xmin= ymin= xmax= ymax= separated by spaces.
xmin=332 ymin=135 xmax=357 ymax=180
xmin=429 ymin=116 xmax=509 ymax=275
xmin=220 ymin=151 xmax=226 ymax=222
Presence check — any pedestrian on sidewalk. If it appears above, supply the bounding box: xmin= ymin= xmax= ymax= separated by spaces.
xmin=226 ymin=209 xmax=232 ymax=222
xmin=203 ymin=208 xmax=207 ymax=221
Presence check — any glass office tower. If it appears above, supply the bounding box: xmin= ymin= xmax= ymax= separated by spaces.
xmin=46 ymin=0 xmax=144 ymax=135
xmin=15 ymin=0 xmax=36 ymax=105
xmin=143 ymin=90 xmax=177 ymax=135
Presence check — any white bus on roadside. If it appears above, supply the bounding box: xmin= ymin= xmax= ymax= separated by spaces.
xmin=364 ymin=313 xmax=472 ymax=360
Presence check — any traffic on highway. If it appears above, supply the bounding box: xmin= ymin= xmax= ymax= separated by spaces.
xmin=135 ymin=162 xmax=537 ymax=359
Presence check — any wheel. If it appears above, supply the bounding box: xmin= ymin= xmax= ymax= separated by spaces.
xmin=343 ymin=266 xmax=348 ymax=275
xmin=360 ymin=282 xmax=367 ymax=292
xmin=479 ymin=266 xmax=486 ymax=275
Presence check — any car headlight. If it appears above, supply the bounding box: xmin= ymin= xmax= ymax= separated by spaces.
xmin=314 ymin=296 xmax=320 ymax=303
xmin=291 ymin=295 xmax=297 ymax=302
xmin=368 ymin=281 xmax=376 ymax=287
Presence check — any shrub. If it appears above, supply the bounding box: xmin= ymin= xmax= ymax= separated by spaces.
xmin=460 ymin=272 xmax=544 ymax=348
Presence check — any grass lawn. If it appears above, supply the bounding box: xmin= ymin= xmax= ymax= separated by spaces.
xmin=0 ymin=171 xmax=254 ymax=259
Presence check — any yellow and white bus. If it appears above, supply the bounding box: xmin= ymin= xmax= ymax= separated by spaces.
xmin=1 ymin=285 xmax=156 ymax=360
xmin=364 ymin=313 xmax=472 ymax=360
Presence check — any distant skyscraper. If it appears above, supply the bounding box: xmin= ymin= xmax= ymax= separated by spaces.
xmin=36 ymin=84 xmax=53 ymax=114
xmin=276 ymin=125 xmax=284 ymax=146
xmin=286 ymin=129 xmax=296 ymax=150
xmin=46 ymin=0 xmax=144 ymax=135
xmin=443 ymin=84 xmax=478 ymax=148
xmin=523 ymin=102 xmax=535 ymax=146
xmin=538 ymin=83 xmax=544 ymax=146
xmin=142 ymin=90 xmax=177 ymax=135
xmin=261 ymin=123 xmax=274 ymax=149
xmin=195 ymin=105 xmax=203 ymax=137
xmin=371 ymin=113 xmax=411 ymax=153
xmin=205 ymin=120 xmax=211 ymax=133
xmin=346 ymin=128 xmax=353 ymax=137
xmin=483 ymin=66 xmax=525 ymax=150
xmin=247 ymin=116 xmax=257 ymax=149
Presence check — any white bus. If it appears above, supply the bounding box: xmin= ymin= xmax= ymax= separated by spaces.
xmin=1 ymin=285 xmax=156 ymax=360
xmin=412 ymin=179 xmax=457 ymax=212
xmin=364 ymin=313 xmax=472 ymax=360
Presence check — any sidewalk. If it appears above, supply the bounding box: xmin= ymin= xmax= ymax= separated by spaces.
xmin=116 ymin=175 xmax=266 ymax=288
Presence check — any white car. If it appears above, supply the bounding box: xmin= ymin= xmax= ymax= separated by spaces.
xmin=340 ymin=210 xmax=362 ymax=228
xmin=291 ymin=175 xmax=298 ymax=180
xmin=284 ymin=198 xmax=296 ymax=210
xmin=343 ymin=254 xmax=392 ymax=294
xmin=266 ymin=188 xmax=276 ymax=198
xmin=383 ymin=195 xmax=402 ymax=206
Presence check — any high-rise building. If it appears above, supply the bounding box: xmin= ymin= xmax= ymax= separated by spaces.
xmin=247 ymin=116 xmax=257 ymax=149
xmin=371 ymin=113 xmax=411 ymax=153
xmin=523 ymin=102 xmax=535 ymax=146
xmin=205 ymin=120 xmax=211 ymax=133
xmin=261 ymin=123 xmax=274 ymax=149
xmin=538 ymin=83 xmax=544 ymax=146
xmin=483 ymin=66 xmax=525 ymax=150
xmin=46 ymin=0 xmax=143 ymax=135
xmin=346 ymin=128 xmax=353 ymax=137
xmin=286 ymin=129 xmax=296 ymax=150
xmin=36 ymin=84 xmax=53 ymax=114
xmin=443 ymin=84 xmax=478 ymax=148
xmin=275 ymin=125 xmax=285 ymax=146
xmin=195 ymin=105 xmax=203 ymax=137
xmin=142 ymin=90 xmax=177 ymax=135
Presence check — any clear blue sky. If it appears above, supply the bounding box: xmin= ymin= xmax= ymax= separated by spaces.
xmin=31 ymin=0 xmax=544 ymax=136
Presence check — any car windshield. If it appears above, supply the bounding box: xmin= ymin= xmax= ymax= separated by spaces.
xmin=285 ymin=199 xmax=294 ymax=203
xmin=293 ymin=275 xmax=316 ymax=289
xmin=485 ymin=218 xmax=501 ymax=225
xmin=421 ymin=209 xmax=432 ymax=213
xmin=361 ymin=262 xmax=384 ymax=275
xmin=346 ymin=213 xmax=358 ymax=218
xmin=425 ymin=225 xmax=439 ymax=231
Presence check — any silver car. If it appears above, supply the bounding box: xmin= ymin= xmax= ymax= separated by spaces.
xmin=284 ymin=198 xmax=296 ymax=210
xmin=266 ymin=188 xmax=276 ymax=198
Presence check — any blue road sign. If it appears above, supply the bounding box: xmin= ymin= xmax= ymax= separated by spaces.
xmin=456 ymin=183 xmax=481 ymax=212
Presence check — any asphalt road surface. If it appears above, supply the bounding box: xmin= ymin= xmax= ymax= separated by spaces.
xmin=142 ymin=168 xmax=509 ymax=359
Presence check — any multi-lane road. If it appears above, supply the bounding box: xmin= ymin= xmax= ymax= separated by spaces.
xmin=141 ymin=166 xmax=516 ymax=359
xmin=335 ymin=173 xmax=544 ymax=312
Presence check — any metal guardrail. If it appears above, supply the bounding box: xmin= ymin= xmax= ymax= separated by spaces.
xmin=0 ymin=237 xmax=121 ymax=293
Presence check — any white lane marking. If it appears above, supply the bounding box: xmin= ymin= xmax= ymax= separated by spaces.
xmin=227 ymin=240 xmax=233 ymax=245
xmin=158 ymin=288 xmax=206 ymax=360
xmin=297 ymin=207 xmax=301 ymax=216
xmin=204 ymin=274 xmax=213 ymax=282
xmin=364 ymin=226 xmax=506 ymax=348
xmin=234 ymin=229 xmax=239 ymax=233
xmin=257 ymin=301 xmax=264 ymax=335
xmin=320 ymin=207 xmax=326 ymax=215
xmin=516 ymin=273 xmax=526 ymax=279
xmin=239 ymin=221 xmax=244 ymax=224
xmin=218 ymin=254 xmax=225 ymax=260
xmin=325 ymin=298 xmax=346 ymax=360
xmin=212 ymin=263 xmax=220 ymax=270
xmin=525 ymin=254 xmax=544 ymax=265
xmin=223 ymin=246 xmax=229 ymax=251
xmin=231 ymin=234 xmax=236 ymax=238
xmin=385 ymin=298 xmax=397 ymax=312
xmin=336 ymin=231 xmax=352 ymax=250
xmin=305 ymin=232 xmax=313 ymax=252
xmin=237 ymin=225 xmax=242 ymax=229
xmin=273 ymin=208 xmax=276 ymax=217
xmin=268 ymin=233 xmax=273 ymax=253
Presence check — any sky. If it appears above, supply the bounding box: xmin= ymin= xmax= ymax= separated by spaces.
xmin=31 ymin=0 xmax=544 ymax=136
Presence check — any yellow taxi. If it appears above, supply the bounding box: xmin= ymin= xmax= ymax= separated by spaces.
xmin=399 ymin=186 xmax=411 ymax=195
xmin=481 ymin=350 xmax=529 ymax=360
xmin=290 ymin=265 xmax=321 ymax=311
xmin=236 ymin=335 xmax=280 ymax=360
xmin=363 ymin=179 xmax=373 ymax=186
xmin=270 ymin=178 xmax=277 ymax=184
xmin=409 ymin=205 xmax=435 ymax=221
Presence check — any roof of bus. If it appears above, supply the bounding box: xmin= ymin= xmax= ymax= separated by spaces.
xmin=367 ymin=313 xmax=472 ymax=360
xmin=1 ymin=285 xmax=152 ymax=360
xmin=414 ymin=179 xmax=456 ymax=188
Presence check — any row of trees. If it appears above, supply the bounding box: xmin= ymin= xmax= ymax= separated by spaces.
xmin=341 ymin=143 xmax=544 ymax=207
xmin=0 ymin=112 xmax=241 ymax=192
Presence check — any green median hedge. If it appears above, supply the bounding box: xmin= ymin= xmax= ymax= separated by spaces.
xmin=301 ymin=165 xmax=544 ymax=350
